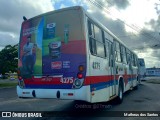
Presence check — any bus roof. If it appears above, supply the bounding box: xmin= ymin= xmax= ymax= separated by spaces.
xmin=22 ymin=6 xmax=83 ymax=25
xmin=22 ymin=6 xmax=136 ymax=56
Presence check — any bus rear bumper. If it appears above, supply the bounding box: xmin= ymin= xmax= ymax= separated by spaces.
xmin=17 ymin=85 xmax=91 ymax=102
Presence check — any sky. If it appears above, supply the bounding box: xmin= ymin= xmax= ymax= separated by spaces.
xmin=0 ymin=0 xmax=160 ymax=68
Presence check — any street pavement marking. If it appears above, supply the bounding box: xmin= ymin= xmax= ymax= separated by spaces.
xmin=0 ymin=98 xmax=40 ymax=105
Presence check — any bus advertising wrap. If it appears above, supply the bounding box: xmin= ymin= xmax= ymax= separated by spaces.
xmin=19 ymin=15 xmax=86 ymax=89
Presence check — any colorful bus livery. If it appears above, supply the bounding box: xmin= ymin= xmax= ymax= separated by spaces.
xmin=17 ymin=6 xmax=139 ymax=103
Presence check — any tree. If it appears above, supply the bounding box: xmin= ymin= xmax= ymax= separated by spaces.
xmin=0 ymin=44 xmax=18 ymax=74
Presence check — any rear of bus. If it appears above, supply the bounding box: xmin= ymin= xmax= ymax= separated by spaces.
xmin=17 ymin=6 xmax=90 ymax=102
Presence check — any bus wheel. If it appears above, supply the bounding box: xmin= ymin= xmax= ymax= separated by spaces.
xmin=134 ymin=77 xmax=139 ymax=90
xmin=116 ymin=82 xmax=123 ymax=104
xmin=134 ymin=85 xmax=138 ymax=90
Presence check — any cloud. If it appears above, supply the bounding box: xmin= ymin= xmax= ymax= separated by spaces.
xmin=155 ymin=1 xmax=160 ymax=14
xmin=86 ymin=0 xmax=160 ymax=68
xmin=0 ymin=0 xmax=54 ymax=49
xmin=146 ymin=16 xmax=160 ymax=32
xmin=0 ymin=0 xmax=159 ymax=68
xmin=59 ymin=4 xmax=68 ymax=9
xmin=107 ymin=0 xmax=130 ymax=9
xmin=136 ymin=48 xmax=160 ymax=68
xmin=52 ymin=0 xmax=88 ymax=10
xmin=140 ymin=14 xmax=160 ymax=67
xmin=0 ymin=32 xmax=18 ymax=47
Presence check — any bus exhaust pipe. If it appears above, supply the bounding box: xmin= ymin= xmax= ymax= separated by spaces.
xmin=32 ymin=90 xmax=36 ymax=97
xmin=57 ymin=91 xmax=60 ymax=98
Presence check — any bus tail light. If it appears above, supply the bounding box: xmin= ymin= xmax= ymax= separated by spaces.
xmin=73 ymin=73 xmax=84 ymax=88
xmin=73 ymin=65 xmax=85 ymax=89
xmin=18 ymin=76 xmax=22 ymax=80
xmin=68 ymin=93 xmax=74 ymax=96
xmin=17 ymin=70 xmax=20 ymax=75
xmin=77 ymin=73 xmax=83 ymax=79
xmin=18 ymin=76 xmax=25 ymax=88
xmin=78 ymin=65 xmax=84 ymax=72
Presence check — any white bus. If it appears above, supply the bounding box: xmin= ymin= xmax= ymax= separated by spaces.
xmin=17 ymin=6 xmax=139 ymax=103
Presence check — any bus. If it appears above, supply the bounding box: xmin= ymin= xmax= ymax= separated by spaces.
xmin=138 ymin=58 xmax=146 ymax=80
xmin=17 ymin=6 xmax=139 ymax=103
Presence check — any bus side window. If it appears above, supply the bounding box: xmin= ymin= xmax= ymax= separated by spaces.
xmin=122 ymin=46 xmax=127 ymax=64
xmin=89 ymin=38 xmax=97 ymax=55
xmin=108 ymin=43 xmax=113 ymax=67
xmin=135 ymin=56 xmax=138 ymax=67
xmin=115 ymin=41 xmax=122 ymax=62
xmin=88 ymin=20 xmax=94 ymax=37
xmin=133 ymin=54 xmax=137 ymax=67
xmin=132 ymin=54 xmax=136 ymax=67
xmin=131 ymin=54 xmax=133 ymax=66
xmin=104 ymin=32 xmax=111 ymax=58
xmin=94 ymin=25 xmax=105 ymax=58
xmin=105 ymin=41 xmax=109 ymax=58
xmin=120 ymin=44 xmax=123 ymax=63
xmin=88 ymin=20 xmax=96 ymax=55
xmin=126 ymin=49 xmax=131 ymax=64
xmin=88 ymin=19 xmax=105 ymax=58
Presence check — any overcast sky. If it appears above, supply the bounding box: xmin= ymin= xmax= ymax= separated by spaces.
xmin=0 ymin=0 xmax=160 ymax=68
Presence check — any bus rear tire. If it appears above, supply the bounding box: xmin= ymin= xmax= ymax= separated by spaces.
xmin=116 ymin=82 xmax=123 ymax=104
xmin=134 ymin=77 xmax=139 ymax=90
xmin=134 ymin=85 xmax=138 ymax=90
xmin=134 ymin=82 xmax=139 ymax=90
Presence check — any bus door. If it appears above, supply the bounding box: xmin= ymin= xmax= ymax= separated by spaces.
xmin=131 ymin=54 xmax=135 ymax=87
xmin=129 ymin=54 xmax=133 ymax=87
xmin=107 ymin=40 xmax=116 ymax=97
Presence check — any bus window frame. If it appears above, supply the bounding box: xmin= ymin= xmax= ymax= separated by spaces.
xmin=88 ymin=19 xmax=106 ymax=58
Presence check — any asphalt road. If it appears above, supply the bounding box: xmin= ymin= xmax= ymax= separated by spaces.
xmin=0 ymin=80 xmax=160 ymax=120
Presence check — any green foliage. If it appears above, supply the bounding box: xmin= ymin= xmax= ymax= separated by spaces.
xmin=0 ymin=82 xmax=17 ymax=87
xmin=0 ymin=44 xmax=18 ymax=74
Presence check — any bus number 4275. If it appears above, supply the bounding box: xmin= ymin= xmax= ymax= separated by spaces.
xmin=60 ymin=77 xmax=74 ymax=84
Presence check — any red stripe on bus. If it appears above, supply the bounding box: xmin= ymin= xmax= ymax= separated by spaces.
xmin=84 ymin=74 xmax=137 ymax=85
xmin=24 ymin=74 xmax=137 ymax=85
xmin=24 ymin=77 xmax=62 ymax=85
xmin=84 ymin=75 xmax=114 ymax=85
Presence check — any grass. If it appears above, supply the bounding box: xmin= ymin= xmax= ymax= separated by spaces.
xmin=0 ymin=82 xmax=17 ymax=88
xmin=145 ymin=79 xmax=160 ymax=84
